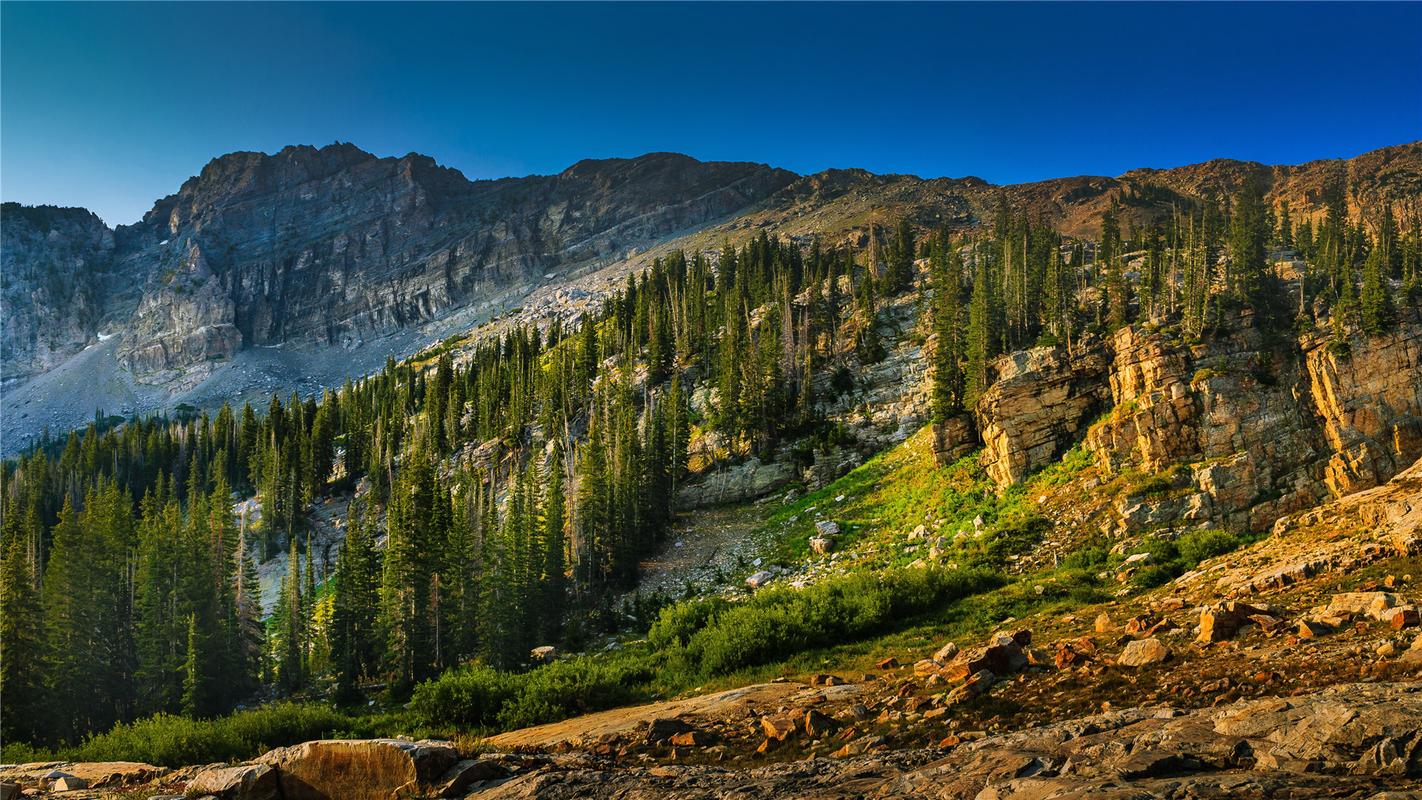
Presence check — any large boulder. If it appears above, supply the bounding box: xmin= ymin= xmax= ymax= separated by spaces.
xmin=187 ymin=763 xmax=280 ymax=800
xmin=256 ymin=739 xmax=457 ymax=800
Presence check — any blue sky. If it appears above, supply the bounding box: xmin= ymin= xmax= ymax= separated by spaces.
xmin=3 ymin=2 xmax=1420 ymax=226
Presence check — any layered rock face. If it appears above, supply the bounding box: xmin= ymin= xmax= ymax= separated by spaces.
xmin=0 ymin=203 xmax=119 ymax=381
xmin=972 ymin=312 xmax=1422 ymax=534
xmin=107 ymin=145 xmax=794 ymax=374
xmin=974 ymin=337 xmax=1111 ymax=486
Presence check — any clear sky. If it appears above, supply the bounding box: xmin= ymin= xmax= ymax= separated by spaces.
xmin=3 ymin=1 xmax=1420 ymax=226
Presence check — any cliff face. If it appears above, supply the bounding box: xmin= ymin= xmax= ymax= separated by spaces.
xmin=0 ymin=204 xmax=119 ymax=381
xmin=970 ymin=312 xmax=1422 ymax=534
xmin=108 ymin=145 xmax=794 ymax=374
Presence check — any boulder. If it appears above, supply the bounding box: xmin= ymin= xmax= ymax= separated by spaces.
xmin=809 ymin=536 xmax=835 ymax=555
xmin=1325 ymin=591 xmax=1398 ymax=621
xmin=932 ymin=641 xmax=959 ymax=664
xmin=187 ymin=763 xmax=279 ymax=800
xmin=669 ymin=730 xmax=709 ymax=747
xmin=815 ymin=520 xmax=841 ymax=537
xmin=1118 ymin=637 xmax=1171 ymax=667
xmin=803 ymin=709 xmax=837 ymax=737
xmin=1197 ymin=600 xmax=1269 ymax=642
xmin=942 ymin=633 xmax=1027 ymax=681
xmin=1386 ymin=606 xmax=1421 ymax=629
xmin=255 ymin=739 xmax=457 ymax=800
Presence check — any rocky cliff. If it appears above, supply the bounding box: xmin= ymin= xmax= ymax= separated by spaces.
xmin=0 ymin=203 xmax=121 ymax=382
xmin=966 ymin=311 xmax=1422 ymax=535
xmin=108 ymin=144 xmax=795 ymax=375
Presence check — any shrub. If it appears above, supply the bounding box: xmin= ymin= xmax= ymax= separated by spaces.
xmin=648 ymin=596 xmax=730 ymax=650
xmin=410 ymin=656 xmax=654 ymax=731
xmin=20 ymin=703 xmax=353 ymax=768
xmin=1177 ymin=529 xmax=1240 ymax=567
xmin=668 ymin=567 xmax=1002 ymax=680
xmin=409 ymin=664 xmax=518 ymax=729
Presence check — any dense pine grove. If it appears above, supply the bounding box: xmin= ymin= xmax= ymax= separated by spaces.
xmin=3 ymin=185 xmax=1420 ymax=748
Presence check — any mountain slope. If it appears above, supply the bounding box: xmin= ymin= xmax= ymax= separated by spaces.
xmin=3 ymin=141 xmax=1419 ymax=453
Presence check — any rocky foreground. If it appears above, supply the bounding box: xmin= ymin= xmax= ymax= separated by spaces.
xmin=6 ymin=680 xmax=1421 ymax=798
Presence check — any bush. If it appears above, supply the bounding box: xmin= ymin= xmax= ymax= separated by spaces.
xmin=664 ymin=567 xmax=1002 ymax=680
xmin=11 ymin=703 xmax=353 ymax=768
xmin=1177 ymin=529 xmax=1240 ymax=567
xmin=648 ymin=596 xmax=730 ymax=650
xmin=410 ymin=656 xmax=654 ymax=731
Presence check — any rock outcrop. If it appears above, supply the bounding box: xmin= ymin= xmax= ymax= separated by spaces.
xmin=4 ymin=145 xmax=794 ymax=386
xmin=974 ymin=311 xmax=1422 ymax=534
xmin=974 ymin=336 xmax=1110 ymax=486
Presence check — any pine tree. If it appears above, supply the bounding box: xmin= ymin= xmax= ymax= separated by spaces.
xmin=1361 ymin=245 xmax=1394 ymax=335
xmin=966 ymin=247 xmax=997 ymax=403
xmin=929 ymin=236 xmax=965 ymax=421
xmin=0 ymin=502 xmax=45 ymax=743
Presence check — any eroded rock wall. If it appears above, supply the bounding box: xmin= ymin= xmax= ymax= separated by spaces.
xmin=975 ymin=312 xmax=1422 ymax=534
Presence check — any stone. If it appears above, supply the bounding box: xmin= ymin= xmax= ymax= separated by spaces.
xmin=644 ymin=718 xmax=693 ymax=744
xmin=809 ymin=536 xmax=835 ymax=555
xmin=932 ymin=641 xmax=959 ymax=663
xmin=1118 ymin=637 xmax=1171 ymax=667
xmin=255 ymin=739 xmax=457 ymax=800
xmin=1197 ymin=600 xmax=1269 ymax=642
xmin=1325 ymin=591 xmax=1398 ymax=621
xmin=913 ymin=659 xmax=942 ymax=677
xmin=815 ymin=520 xmax=841 ymax=537
xmin=1297 ymin=619 xmax=1333 ymax=639
xmin=760 ymin=714 xmax=796 ymax=742
xmin=809 ymin=673 xmax=847 ymax=687
xmin=1383 ymin=606 xmax=1420 ymax=629
xmin=746 ymin=570 xmax=775 ymax=589
xmin=876 ymin=657 xmax=899 ymax=670
xmin=669 ymin=731 xmax=708 ymax=747
xmin=187 ymin=763 xmax=279 ymax=800
xmin=1094 ymin=613 xmax=1113 ymax=633
xmin=52 ymin=775 xmax=88 ymax=791
xmin=529 ymin=645 xmax=557 ymax=662
xmin=942 ymin=634 xmax=1027 ymax=681
xmin=431 ymin=758 xmax=512 ymax=797
xmin=803 ymin=710 xmax=837 ymax=737
xmin=1054 ymin=636 xmax=1097 ymax=669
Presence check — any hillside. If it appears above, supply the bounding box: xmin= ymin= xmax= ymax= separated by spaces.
xmin=4 ymin=141 xmax=1419 ymax=452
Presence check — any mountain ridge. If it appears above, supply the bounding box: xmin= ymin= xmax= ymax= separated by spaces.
xmin=3 ymin=141 xmax=1419 ymax=451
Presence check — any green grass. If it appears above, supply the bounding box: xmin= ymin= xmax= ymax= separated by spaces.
xmin=1 ymin=703 xmax=356 ymax=768
xmin=761 ymin=427 xmax=1094 ymax=575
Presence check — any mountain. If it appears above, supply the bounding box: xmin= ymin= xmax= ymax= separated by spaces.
xmin=3 ymin=141 xmax=1419 ymax=450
